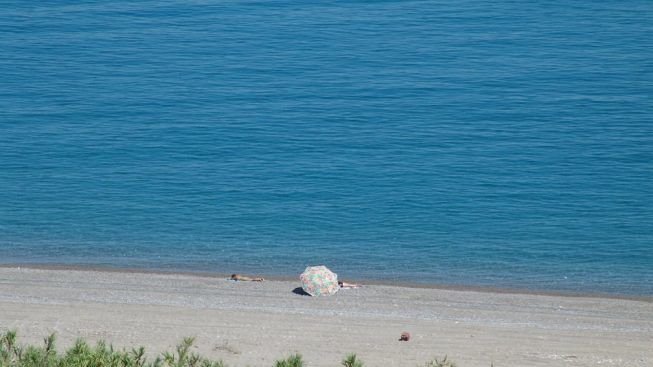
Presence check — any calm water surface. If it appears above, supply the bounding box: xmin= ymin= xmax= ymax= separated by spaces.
xmin=1 ymin=1 xmax=652 ymax=295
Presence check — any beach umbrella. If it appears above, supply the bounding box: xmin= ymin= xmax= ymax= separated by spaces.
xmin=300 ymin=265 xmax=339 ymax=297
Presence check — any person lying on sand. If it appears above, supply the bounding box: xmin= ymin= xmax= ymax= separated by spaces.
xmin=338 ymin=281 xmax=361 ymax=288
xmin=231 ymin=274 xmax=265 ymax=281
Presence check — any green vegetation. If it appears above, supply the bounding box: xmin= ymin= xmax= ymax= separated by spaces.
xmin=421 ymin=356 xmax=457 ymax=367
xmin=1 ymin=332 xmax=223 ymax=367
xmin=272 ymin=354 xmax=303 ymax=367
xmin=1 ymin=330 xmax=468 ymax=367
xmin=341 ymin=354 xmax=363 ymax=367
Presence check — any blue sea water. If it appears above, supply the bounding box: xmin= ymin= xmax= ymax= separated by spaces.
xmin=1 ymin=0 xmax=652 ymax=296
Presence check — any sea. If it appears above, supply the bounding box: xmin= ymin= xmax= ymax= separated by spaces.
xmin=1 ymin=0 xmax=652 ymax=297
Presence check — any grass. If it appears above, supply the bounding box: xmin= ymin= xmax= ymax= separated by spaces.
xmin=341 ymin=354 xmax=364 ymax=367
xmin=273 ymin=354 xmax=303 ymax=367
xmin=421 ymin=356 xmax=457 ymax=367
xmin=1 ymin=331 xmax=224 ymax=367
xmin=0 ymin=330 xmax=468 ymax=367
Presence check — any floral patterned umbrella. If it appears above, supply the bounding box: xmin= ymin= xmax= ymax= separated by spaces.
xmin=300 ymin=265 xmax=339 ymax=297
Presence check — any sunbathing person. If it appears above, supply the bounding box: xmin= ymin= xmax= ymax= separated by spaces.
xmin=231 ymin=274 xmax=265 ymax=281
xmin=338 ymin=281 xmax=361 ymax=288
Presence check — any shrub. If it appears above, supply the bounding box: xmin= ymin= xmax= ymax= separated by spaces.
xmin=273 ymin=353 xmax=303 ymax=367
xmin=0 ymin=331 xmax=226 ymax=367
xmin=422 ymin=356 xmax=457 ymax=367
xmin=342 ymin=353 xmax=364 ymax=367
xmin=1 ymin=330 xmax=465 ymax=367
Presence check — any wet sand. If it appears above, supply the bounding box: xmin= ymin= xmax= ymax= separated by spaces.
xmin=1 ymin=267 xmax=651 ymax=366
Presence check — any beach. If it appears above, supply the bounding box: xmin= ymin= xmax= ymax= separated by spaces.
xmin=0 ymin=267 xmax=651 ymax=367
xmin=2 ymin=2 xmax=652 ymax=366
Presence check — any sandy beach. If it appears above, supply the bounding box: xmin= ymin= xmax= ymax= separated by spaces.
xmin=0 ymin=267 xmax=651 ymax=367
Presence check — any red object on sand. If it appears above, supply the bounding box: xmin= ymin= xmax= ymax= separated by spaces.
xmin=400 ymin=332 xmax=410 ymax=341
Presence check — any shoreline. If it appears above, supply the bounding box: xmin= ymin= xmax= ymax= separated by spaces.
xmin=1 ymin=266 xmax=652 ymax=367
xmin=1 ymin=262 xmax=651 ymax=302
